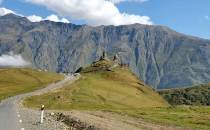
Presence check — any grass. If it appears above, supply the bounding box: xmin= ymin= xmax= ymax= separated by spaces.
xmin=24 ymin=62 xmax=168 ymax=110
xmin=23 ymin=60 xmax=210 ymax=129
xmin=0 ymin=68 xmax=64 ymax=101
xmin=110 ymin=106 xmax=210 ymax=130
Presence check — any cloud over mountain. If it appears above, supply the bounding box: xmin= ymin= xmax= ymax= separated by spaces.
xmin=27 ymin=15 xmax=42 ymax=22
xmin=0 ymin=52 xmax=30 ymax=67
xmin=0 ymin=7 xmax=69 ymax=23
xmin=27 ymin=14 xmax=70 ymax=23
xmin=26 ymin=0 xmax=152 ymax=25
xmin=0 ymin=7 xmax=15 ymax=16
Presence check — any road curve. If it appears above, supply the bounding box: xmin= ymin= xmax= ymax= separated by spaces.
xmin=0 ymin=75 xmax=79 ymax=130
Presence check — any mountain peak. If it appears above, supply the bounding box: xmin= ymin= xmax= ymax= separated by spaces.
xmin=0 ymin=13 xmax=30 ymax=24
xmin=1 ymin=13 xmax=23 ymax=19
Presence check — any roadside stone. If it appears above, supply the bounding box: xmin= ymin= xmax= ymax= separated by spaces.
xmin=19 ymin=107 xmax=70 ymax=130
xmin=54 ymin=112 xmax=96 ymax=130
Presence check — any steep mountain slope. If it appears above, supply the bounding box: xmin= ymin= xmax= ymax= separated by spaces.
xmin=0 ymin=14 xmax=210 ymax=89
xmin=24 ymin=59 xmax=169 ymax=109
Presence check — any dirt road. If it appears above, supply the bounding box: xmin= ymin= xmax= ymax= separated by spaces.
xmin=0 ymin=75 xmax=78 ymax=130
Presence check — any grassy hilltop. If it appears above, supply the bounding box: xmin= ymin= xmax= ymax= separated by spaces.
xmin=24 ymin=59 xmax=168 ymax=110
xmin=0 ymin=68 xmax=64 ymax=101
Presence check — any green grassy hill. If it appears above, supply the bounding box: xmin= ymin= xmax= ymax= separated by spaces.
xmin=23 ymin=60 xmax=210 ymax=129
xmin=159 ymin=84 xmax=210 ymax=105
xmin=24 ymin=59 xmax=169 ymax=110
xmin=0 ymin=68 xmax=64 ymax=101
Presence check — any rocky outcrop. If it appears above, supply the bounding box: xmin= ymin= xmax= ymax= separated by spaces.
xmin=0 ymin=14 xmax=210 ymax=89
xmin=55 ymin=113 xmax=96 ymax=130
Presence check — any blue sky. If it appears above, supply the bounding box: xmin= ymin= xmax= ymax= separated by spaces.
xmin=118 ymin=0 xmax=210 ymax=39
xmin=0 ymin=0 xmax=210 ymax=39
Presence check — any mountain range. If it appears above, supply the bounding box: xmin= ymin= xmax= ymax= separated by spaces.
xmin=0 ymin=14 xmax=210 ymax=89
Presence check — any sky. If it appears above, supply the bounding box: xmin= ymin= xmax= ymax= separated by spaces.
xmin=0 ymin=0 xmax=209 ymax=39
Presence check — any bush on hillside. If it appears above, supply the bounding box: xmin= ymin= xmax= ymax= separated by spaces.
xmin=159 ymin=84 xmax=210 ymax=105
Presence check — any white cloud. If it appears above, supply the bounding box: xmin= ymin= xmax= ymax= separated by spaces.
xmin=0 ymin=52 xmax=30 ymax=67
xmin=45 ymin=14 xmax=70 ymax=23
xmin=60 ymin=18 xmax=70 ymax=23
xmin=27 ymin=14 xmax=70 ymax=23
xmin=25 ymin=0 xmax=153 ymax=26
xmin=27 ymin=15 xmax=43 ymax=22
xmin=0 ymin=7 xmax=16 ymax=16
xmin=109 ymin=0 xmax=148 ymax=4
xmin=205 ymin=15 xmax=210 ymax=21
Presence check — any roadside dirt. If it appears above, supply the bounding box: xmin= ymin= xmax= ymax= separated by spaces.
xmin=51 ymin=110 xmax=191 ymax=130
xmin=17 ymin=75 xmax=80 ymax=130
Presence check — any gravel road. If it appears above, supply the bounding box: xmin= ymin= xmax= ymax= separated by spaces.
xmin=0 ymin=75 xmax=79 ymax=130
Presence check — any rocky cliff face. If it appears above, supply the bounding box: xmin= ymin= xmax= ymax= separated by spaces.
xmin=0 ymin=14 xmax=210 ymax=89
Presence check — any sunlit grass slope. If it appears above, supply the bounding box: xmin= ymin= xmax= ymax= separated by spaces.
xmin=0 ymin=68 xmax=64 ymax=101
xmin=24 ymin=60 xmax=210 ymax=129
xmin=24 ymin=59 xmax=169 ymax=110
xmin=115 ymin=106 xmax=210 ymax=130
